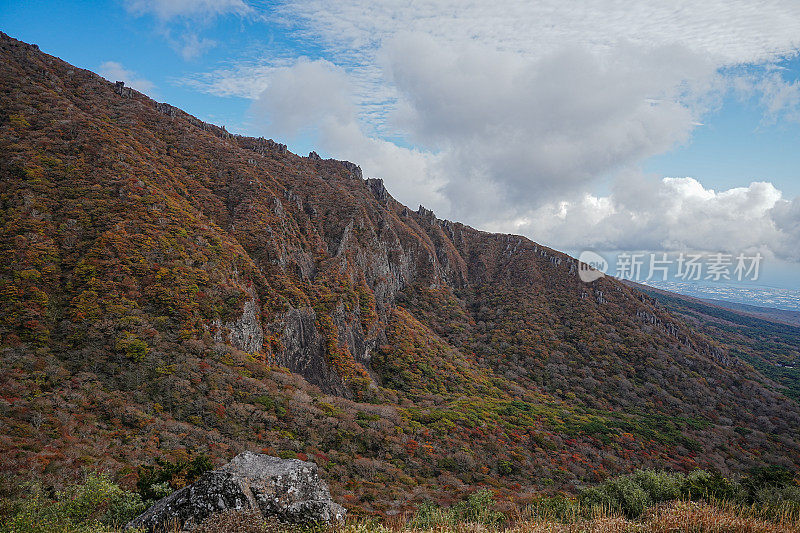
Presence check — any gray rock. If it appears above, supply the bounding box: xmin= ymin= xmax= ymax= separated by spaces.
xmin=126 ymin=452 xmax=345 ymax=532
xmin=340 ymin=160 xmax=362 ymax=179
xmin=212 ymin=296 xmax=264 ymax=354
xmin=227 ymin=297 xmax=264 ymax=354
xmin=114 ymin=81 xmax=133 ymax=98
xmin=156 ymin=102 xmax=178 ymax=117
xmin=366 ymin=178 xmax=389 ymax=204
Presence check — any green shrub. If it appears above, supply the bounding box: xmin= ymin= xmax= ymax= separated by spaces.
xmin=497 ymin=460 xmax=514 ymax=476
xmin=741 ymin=465 xmax=794 ymax=504
xmin=277 ymin=450 xmax=297 ymax=459
xmin=525 ymin=495 xmax=581 ymax=523
xmin=0 ymin=474 xmax=146 ymax=533
xmin=253 ymin=395 xmax=275 ymax=410
xmin=578 ymin=466 xmax=800 ymax=518
xmin=632 ymin=470 xmax=683 ymax=502
xmin=409 ymin=501 xmax=451 ymax=529
xmin=136 ymin=454 xmax=213 ymax=501
xmin=455 ymin=489 xmax=506 ymax=526
xmin=681 ymin=469 xmax=738 ymax=501
xmin=115 ymin=332 xmax=148 ymax=362
xmin=580 ymin=473 xmax=651 ymax=518
xmin=409 ymin=489 xmax=505 ymax=528
xmin=581 ymin=469 xmax=693 ymax=517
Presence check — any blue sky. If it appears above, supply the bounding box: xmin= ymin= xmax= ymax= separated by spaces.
xmin=645 ymin=57 xmax=800 ymax=199
xmin=3 ymin=0 xmax=800 ymax=292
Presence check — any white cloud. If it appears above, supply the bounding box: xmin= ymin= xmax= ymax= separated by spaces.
xmin=249 ymin=59 xmax=448 ymax=211
xmin=124 ymin=0 xmax=251 ymax=20
xmin=125 ymin=0 xmax=251 ymax=60
xmin=251 ymin=59 xmax=354 ymax=137
xmin=382 ymin=34 xmax=716 ymax=221
xmin=509 ymin=175 xmax=800 ymax=262
xmin=181 ymin=63 xmax=279 ymax=98
xmin=280 ymin=0 xmax=800 ymax=63
xmin=98 ymin=61 xmax=155 ymax=94
xmin=177 ymin=32 xmax=217 ymax=61
xmin=758 ymin=72 xmax=800 ymax=123
xmin=727 ymin=66 xmax=800 ymax=123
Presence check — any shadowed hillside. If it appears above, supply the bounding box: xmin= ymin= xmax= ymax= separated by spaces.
xmin=1 ymin=32 xmax=799 ymax=514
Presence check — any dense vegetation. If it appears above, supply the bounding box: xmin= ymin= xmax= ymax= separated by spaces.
xmin=638 ymin=286 xmax=800 ymax=400
xmin=1 ymin=31 xmax=799 ymax=517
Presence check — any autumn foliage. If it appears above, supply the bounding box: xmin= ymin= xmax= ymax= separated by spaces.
xmin=1 ymin=32 xmax=799 ymax=516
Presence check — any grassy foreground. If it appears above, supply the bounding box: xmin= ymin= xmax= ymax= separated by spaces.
xmin=192 ymin=502 xmax=800 ymax=533
xmin=3 ymin=468 xmax=800 ymax=532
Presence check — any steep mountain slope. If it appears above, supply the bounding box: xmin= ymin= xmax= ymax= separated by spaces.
xmin=1 ymin=33 xmax=799 ymax=513
xmin=630 ymin=282 xmax=800 ymax=401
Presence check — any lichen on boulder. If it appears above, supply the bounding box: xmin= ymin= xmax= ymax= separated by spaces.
xmin=126 ymin=452 xmax=346 ymax=532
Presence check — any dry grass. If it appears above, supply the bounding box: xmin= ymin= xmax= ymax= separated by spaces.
xmin=639 ymin=501 xmax=800 ymax=533
xmin=190 ymin=501 xmax=800 ymax=533
xmin=192 ymin=510 xmax=276 ymax=533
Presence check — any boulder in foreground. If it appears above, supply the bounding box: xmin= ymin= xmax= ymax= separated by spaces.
xmin=126 ymin=452 xmax=346 ymax=531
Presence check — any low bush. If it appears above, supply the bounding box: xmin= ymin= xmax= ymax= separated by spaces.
xmin=578 ymin=466 xmax=800 ymax=519
xmin=410 ymin=489 xmax=506 ymax=528
xmin=136 ymin=454 xmax=213 ymax=501
xmin=0 ymin=474 xmax=146 ymax=533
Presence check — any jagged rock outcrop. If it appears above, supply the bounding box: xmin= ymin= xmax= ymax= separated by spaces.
xmin=213 ymin=296 xmax=265 ymax=354
xmin=340 ymin=160 xmax=362 ymax=179
xmin=126 ymin=452 xmax=345 ymax=532
xmin=114 ymin=80 xmax=134 ymax=98
xmin=228 ymin=297 xmax=265 ymax=354
xmin=156 ymin=101 xmax=178 ymax=117
xmin=367 ymin=177 xmax=390 ymax=204
xmin=276 ymin=308 xmax=328 ymax=385
xmin=238 ymin=136 xmax=288 ymax=155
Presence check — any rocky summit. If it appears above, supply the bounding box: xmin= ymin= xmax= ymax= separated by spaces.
xmin=126 ymin=452 xmax=345 ymax=531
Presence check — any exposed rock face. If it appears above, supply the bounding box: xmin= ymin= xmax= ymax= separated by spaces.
xmin=366 ymin=178 xmax=389 ymax=204
xmin=340 ymin=160 xmax=362 ymax=179
xmin=227 ymin=297 xmax=264 ymax=354
xmin=277 ymin=308 xmax=327 ymax=384
xmin=238 ymin=136 xmax=288 ymax=155
xmin=126 ymin=452 xmax=345 ymax=532
xmin=114 ymin=80 xmax=134 ymax=98
xmin=213 ymin=296 xmax=265 ymax=354
xmin=156 ymin=101 xmax=178 ymax=117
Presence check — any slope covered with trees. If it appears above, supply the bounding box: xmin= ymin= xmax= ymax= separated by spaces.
xmin=1 ymin=33 xmax=799 ymax=514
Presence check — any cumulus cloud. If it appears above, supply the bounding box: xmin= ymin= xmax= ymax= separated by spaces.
xmin=510 ymin=175 xmax=800 ymax=262
xmin=382 ymin=34 xmax=718 ymax=221
xmin=252 ymin=59 xmax=354 ymax=137
xmin=98 ymin=61 xmax=155 ymax=94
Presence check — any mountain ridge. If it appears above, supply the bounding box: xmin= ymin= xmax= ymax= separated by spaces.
xmin=2 ymin=32 xmax=799 ymax=513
